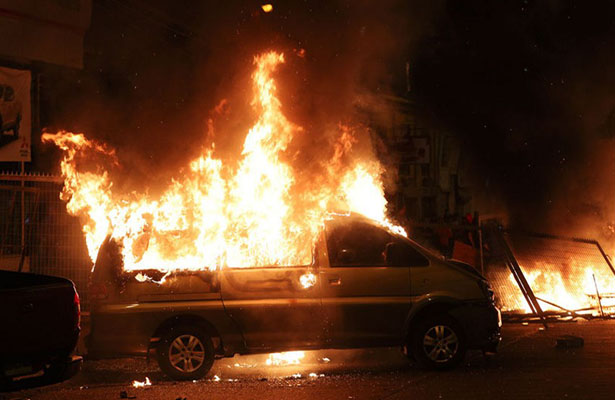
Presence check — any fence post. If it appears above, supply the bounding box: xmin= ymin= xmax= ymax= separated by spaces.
xmin=20 ymin=162 xmax=24 ymax=253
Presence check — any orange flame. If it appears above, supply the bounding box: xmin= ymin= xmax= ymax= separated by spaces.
xmin=506 ymin=262 xmax=615 ymax=315
xmin=43 ymin=51 xmax=404 ymax=273
xmin=132 ymin=377 xmax=151 ymax=388
xmin=266 ymin=351 xmax=304 ymax=366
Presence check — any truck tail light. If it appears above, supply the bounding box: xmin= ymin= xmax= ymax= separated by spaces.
xmin=74 ymin=290 xmax=81 ymax=330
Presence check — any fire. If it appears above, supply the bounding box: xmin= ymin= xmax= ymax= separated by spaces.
xmin=506 ymin=262 xmax=615 ymax=315
xmin=299 ymin=272 xmax=317 ymax=289
xmin=43 ymin=51 xmax=404 ymax=273
xmin=266 ymin=351 xmax=305 ymax=366
xmin=132 ymin=377 xmax=151 ymax=388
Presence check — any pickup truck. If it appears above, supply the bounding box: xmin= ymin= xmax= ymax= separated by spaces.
xmin=87 ymin=214 xmax=501 ymax=380
xmin=0 ymin=270 xmax=82 ymax=390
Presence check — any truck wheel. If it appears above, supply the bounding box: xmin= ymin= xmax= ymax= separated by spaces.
xmin=156 ymin=325 xmax=215 ymax=380
xmin=410 ymin=314 xmax=466 ymax=370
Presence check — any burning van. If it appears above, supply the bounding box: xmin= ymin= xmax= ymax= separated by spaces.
xmin=43 ymin=51 xmax=499 ymax=379
xmin=86 ymin=213 xmax=500 ymax=380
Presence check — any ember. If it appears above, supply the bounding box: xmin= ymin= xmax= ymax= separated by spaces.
xmin=43 ymin=51 xmax=404 ymax=274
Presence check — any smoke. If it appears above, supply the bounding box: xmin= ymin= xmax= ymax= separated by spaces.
xmin=409 ymin=1 xmax=615 ymax=245
xmin=41 ymin=1 xmax=615 ymax=247
xmin=39 ymin=0 xmax=426 ymax=205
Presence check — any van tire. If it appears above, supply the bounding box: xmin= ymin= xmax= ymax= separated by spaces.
xmin=156 ymin=325 xmax=215 ymax=380
xmin=410 ymin=314 xmax=466 ymax=370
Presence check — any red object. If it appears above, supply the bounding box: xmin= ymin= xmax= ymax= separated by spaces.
xmin=74 ymin=291 xmax=81 ymax=330
xmin=464 ymin=213 xmax=473 ymax=224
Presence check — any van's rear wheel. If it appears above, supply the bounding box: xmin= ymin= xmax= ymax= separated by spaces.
xmin=156 ymin=325 xmax=214 ymax=380
xmin=410 ymin=314 xmax=466 ymax=370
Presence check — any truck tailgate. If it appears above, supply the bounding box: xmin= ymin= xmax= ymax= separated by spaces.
xmin=0 ymin=275 xmax=79 ymax=360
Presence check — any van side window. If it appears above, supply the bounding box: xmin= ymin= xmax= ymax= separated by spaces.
xmin=386 ymin=240 xmax=430 ymax=267
xmin=326 ymin=221 xmax=391 ymax=267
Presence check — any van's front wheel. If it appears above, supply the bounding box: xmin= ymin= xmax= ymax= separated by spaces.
xmin=410 ymin=314 xmax=466 ymax=370
xmin=156 ymin=325 xmax=214 ymax=380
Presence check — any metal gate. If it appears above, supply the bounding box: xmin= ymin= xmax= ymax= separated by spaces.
xmin=482 ymin=223 xmax=615 ymax=321
xmin=0 ymin=173 xmax=92 ymax=309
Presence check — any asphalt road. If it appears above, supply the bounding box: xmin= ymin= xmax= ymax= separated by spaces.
xmin=4 ymin=320 xmax=615 ymax=400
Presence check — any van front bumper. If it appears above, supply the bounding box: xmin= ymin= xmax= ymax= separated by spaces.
xmin=450 ymin=300 xmax=501 ymax=352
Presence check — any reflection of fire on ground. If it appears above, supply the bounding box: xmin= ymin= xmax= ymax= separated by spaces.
xmin=266 ymin=351 xmax=305 ymax=366
xmin=211 ymin=348 xmax=408 ymax=379
xmin=42 ymin=50 xmax=404 ymax=277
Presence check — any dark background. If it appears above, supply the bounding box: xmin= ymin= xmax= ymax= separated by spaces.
xmin=31 ymin=0 xmax=615 ymax=236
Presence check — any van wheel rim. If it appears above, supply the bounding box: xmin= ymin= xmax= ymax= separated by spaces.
xmin=169 ymin=334 xmax=206 ymax=373
xmin=422 ymin=325 xmax=459 ymax=363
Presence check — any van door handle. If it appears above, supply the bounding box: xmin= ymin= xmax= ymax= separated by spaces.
xmin=328 ymin=277 xmax=341 ymax=286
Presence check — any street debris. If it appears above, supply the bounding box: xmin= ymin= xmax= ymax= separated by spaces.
xmin=556 ymin=335 xmax=585 ymax=349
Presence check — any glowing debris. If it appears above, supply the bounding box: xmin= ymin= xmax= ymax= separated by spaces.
xmin=132 ymin=377 xmax=151 ymax=388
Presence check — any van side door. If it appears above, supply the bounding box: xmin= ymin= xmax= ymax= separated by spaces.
xmin=319 ymin=220 xmax=413 ymax=347
xmin=220 ymin=266 xmax=324 ymax=351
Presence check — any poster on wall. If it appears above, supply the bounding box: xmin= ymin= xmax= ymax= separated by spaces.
xmin=0 ymin=66 xmax=31 ymax=162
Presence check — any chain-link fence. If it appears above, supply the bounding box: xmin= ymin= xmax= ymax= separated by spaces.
xmin=483 ymin=227 xmax=615 ymax=318
xmin=0 ymin=175 xmax=92 ymax=309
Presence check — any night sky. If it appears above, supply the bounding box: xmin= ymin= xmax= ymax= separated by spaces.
xmin=37 ymin=0 xmax=615 ymax=238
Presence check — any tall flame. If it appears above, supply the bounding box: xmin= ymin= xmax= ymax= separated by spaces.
xmin=43 ymin=51 xmax=404 ymax=272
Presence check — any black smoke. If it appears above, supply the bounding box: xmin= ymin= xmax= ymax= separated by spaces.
xmin=410 ymin=0 xmax=615 ymax=240
xmin=35 ymin=1 xmax=615 ymax=244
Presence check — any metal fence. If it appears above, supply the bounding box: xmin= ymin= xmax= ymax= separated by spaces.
xmin=482 ymin=225 xmax=615 ymax=319
xmin=0 ymin=174 xmax=92 ymax=309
